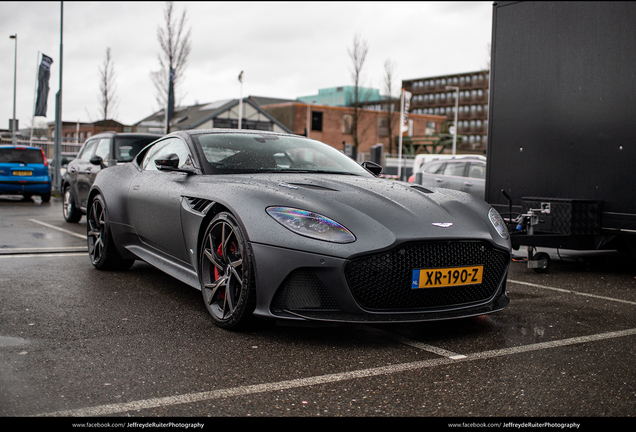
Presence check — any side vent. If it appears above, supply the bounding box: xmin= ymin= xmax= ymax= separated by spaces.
xmin=185 ymin=197 xmax=215 ymax=214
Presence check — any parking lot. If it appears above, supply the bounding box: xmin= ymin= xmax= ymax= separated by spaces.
xmin=1 ymin=195 xmax=634 ymax=422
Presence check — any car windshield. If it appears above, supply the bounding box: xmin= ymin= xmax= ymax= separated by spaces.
xmin=0 ymin=147 xmax=44 ymax=164
xmin=193 ymin=133 xmax=371 ymax=176
xmin=114 ymin=136 xmax=159 ymax=162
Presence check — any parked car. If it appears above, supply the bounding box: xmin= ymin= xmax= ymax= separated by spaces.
xmin=0 ymin=145 xmax=52 ymax=202
xmin=414 ymin=157 xmax=486 ymax=199
xmin=62 ymin=132 xmax=161 ymax=222
xmin=48 ymin=152 xmax=75 ymax=191
xmin=410 ymin=154 xmax=485 ymax=178
xmin=87 ymin=129 xmax=511 ymax=329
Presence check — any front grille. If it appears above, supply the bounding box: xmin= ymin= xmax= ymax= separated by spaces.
xmin=272 ymin=269 xmax=341 ymax=312
xmin=345 ymin=241 xmax=509 ymax=311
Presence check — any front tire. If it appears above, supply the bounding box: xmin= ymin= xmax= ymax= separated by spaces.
xmin=87 ymin=194 xmax=134 ymax=270
xmin=199 ymin=212 xmax=256 ymax=329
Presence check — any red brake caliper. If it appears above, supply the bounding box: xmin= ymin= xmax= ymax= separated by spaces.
xmin=214 ymin=243 xmax=237 ymax=299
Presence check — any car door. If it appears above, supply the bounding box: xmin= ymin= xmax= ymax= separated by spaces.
xmin=127 ymin=137 xmax=194 ymax=263
xmin=462 ymin=161 xmax=486 ymax=199
xmin=67 ymin=138 xmax=98 ymax=210
xmin=83 ymin=136 xmax=110 ymax=200
xmin=419 ymin=161 xmax=445 ymax=188
xmin=440 ymin=161 xmax=468 ymax=192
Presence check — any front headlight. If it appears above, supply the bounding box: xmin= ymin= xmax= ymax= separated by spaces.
xmin=488 ymin=207 xmax=509 ymax=240
xmin=266 ymin=206 xmax=356 ymax=243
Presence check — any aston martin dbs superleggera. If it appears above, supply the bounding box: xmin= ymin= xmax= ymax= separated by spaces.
xmin=87 ymin=129 xmax=511 ymax=329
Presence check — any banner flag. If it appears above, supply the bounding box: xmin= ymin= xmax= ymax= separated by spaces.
xmin=34 ymin=54 xmax=53 ymax=117
xmin=401 ymin=90 xmax=412 ymax=132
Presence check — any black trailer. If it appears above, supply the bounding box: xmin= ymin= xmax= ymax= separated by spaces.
xmin=486 ymin=1 xmax=636 ymax=271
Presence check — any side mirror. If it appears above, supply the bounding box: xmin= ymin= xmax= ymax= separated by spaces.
xmin=361 ymin=160 xmax=382 ymax=176
xmin=155 ymin=153 xmax=180 ymax=170
xmin=89 ymin=156 xmax=105 ymax=168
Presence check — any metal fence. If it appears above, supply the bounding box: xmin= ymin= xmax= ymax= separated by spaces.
xmin=0 ymin=137 xmax=82 ymax=159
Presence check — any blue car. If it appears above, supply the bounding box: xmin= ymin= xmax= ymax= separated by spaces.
xmin=0 ymin=145 xmax=52 ymax=202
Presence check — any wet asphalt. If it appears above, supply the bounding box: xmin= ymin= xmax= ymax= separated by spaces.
xmin=0 ymin=195 xmax=634 ymax=423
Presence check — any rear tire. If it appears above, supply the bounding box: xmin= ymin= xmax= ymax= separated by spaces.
xmin=87 ymin=194 xmax=134 ymax=270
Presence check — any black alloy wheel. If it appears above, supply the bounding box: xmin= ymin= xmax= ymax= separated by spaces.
xmin=63 ymin=185 xmax=82 ymax=222
xmin=87 ymin=194 xmax=134 ymax=270
xmin=200 ymin=212 xmax=256 ymax=329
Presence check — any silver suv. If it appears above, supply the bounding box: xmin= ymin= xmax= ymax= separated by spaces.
xmin=415 ymin=157 xmax=486 ymax=199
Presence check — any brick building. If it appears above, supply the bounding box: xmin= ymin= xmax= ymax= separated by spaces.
xmin=261 ymin=101 xmax=446 ymax=160
xmin=47 ymin=119 xmax=131 ymax=144
xmin=403 ymin=70 xmax=489 ymax=152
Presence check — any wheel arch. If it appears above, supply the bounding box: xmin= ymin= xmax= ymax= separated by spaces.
xmin=195 ymin=202 xmax=232 ymax=271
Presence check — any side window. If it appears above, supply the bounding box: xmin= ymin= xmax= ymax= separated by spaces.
xmin=142 ymin=138 xmax=192 ymax=171
xmin=94 ymin=138 xmax=111 ymax=160
xmin=424 ymin=162 xmax=444 ymax=174
xmin=443 ymin=162 xmax=466 ymax=177
xmin=467 ymin=162 xmax=485 ymax=179
xmin=142 ymin=141 xmax=171 ymax=170
xmin=78 ymin=139 xmax=98 ymax=160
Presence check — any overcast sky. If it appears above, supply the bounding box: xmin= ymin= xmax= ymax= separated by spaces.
xmin=0 ymin=1 xmax=493 ymax=129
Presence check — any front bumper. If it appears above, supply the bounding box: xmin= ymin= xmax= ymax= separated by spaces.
xmin=250 ymin=240 xmax=511 ymax=324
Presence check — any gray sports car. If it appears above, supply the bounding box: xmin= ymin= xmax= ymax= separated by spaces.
xmin=87 ymin=129 xmax=511 ymax=329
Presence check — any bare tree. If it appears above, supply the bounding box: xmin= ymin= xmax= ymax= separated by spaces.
xmin=151 ymin=1 xmax=192 ymax=111
xmin=383 ymin=58 xmax=398 ymax=155
xmin=348 ymin=34 xmax=369 ymax=150
xmin=98 ymin=47 xmax=118 ymax=125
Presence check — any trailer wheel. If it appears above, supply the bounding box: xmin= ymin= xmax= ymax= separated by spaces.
xmin=532 ymin=252 xmax=550 ymax=273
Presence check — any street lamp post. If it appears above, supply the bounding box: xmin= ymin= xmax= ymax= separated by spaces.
xmin=10 ymin=34 xmax=17 ymax=145
xmin=445 ymin=85 xmax=459 ymax=155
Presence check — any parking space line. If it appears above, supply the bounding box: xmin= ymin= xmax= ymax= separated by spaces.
xmin=396 ymin=337 xmax=467 ymax=359
xmin=509 ymin=279 xmax=636 ymax=306
xmin=37 ymin=327 xmax=636 ymax=417
xmin=29 ymin=219 xmax=86 ymax=240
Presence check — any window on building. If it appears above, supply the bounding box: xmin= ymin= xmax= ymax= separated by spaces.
xmin=378 ymin=117 xmax=388 ymax=137
xmin=343 ymin=114 xmax=353 ymax=134
xmin=312 ymin=111 xmax=323 ymax=131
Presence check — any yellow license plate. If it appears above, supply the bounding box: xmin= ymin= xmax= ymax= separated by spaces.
xmin=13 ymin=170 xmax=32 ymax=176
xmin=412 ymin=265 xmax=483 ymax=289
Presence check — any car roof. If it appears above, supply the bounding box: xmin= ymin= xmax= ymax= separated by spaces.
xmin=87 ymin=132 xmax=162 ymax=138
xmin=422 ymin=156 xmax=485 ymax=166
xmin=0 ymin=144 xmax=42 ymax=150
xmin=176 ymin=128 xmax=305 ymax=139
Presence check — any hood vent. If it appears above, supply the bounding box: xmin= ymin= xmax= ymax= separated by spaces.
xmin=410 ymin=185 xmax=434 ymax=194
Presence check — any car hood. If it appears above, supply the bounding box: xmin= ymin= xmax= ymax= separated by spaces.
xmin=187 ymin=173 xmax=510 ymax=258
